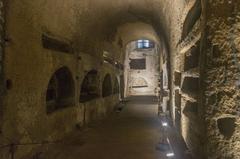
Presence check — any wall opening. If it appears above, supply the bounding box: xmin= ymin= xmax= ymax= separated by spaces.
xmin=125 ymin=39 xmax=160 ymax=96
xmin=131 ymin=77 xmax=148 ymax=88
xmin=120 ymin=75 xmax=124 ymax=99
xmin=6 ymin=79 xmax=12 ymax=90
xmin=182 ymin=0 xmax=202 ymax=40
xmin=113 ymin=76 xmax=120 ymax=94
xmin=181 ymin=77 xmax=199 ymax=96
xmin=129 ymin=58 xmax=146 ymax=70
xmin=217 ymin=117 xmax=236 ymax=139
xmin=46 ymin=67 xmax=75 ymax=114
xmin=175 ymin=89 xmax=182 ymax=132
xmin=174 ymin=71 xmax=181 ymax=86
xmin=80 ymin=70 xmax=99 ymax=103
xmin=183 ymin=101 xmax=198 ymax=117
xmin=102 ymin=74 xmax=112 ymax=97
xmin=136 ymin=39 xmax=154 ymax=49
xmin=42 ymin=34 xmax=73 ymax=54
xmin=184 ymin=42 xmax=200 ymax=71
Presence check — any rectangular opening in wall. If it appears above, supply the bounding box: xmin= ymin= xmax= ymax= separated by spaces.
xmin=181 ymin=77 xmax=199 ymax=96
xmin=129 ymin=58 xmax=146 ymax=70
xmin=132 ymin=85 xmax=148 ymax=88
xmin=136 ymin=40 xmax=154 ymax=49
xmin=42 ymin=34 xmax=73 ymax=53
xmin=175 ymin=71 xmax=181 ymax=86
xmin=184 ymin=41 xmax=200 ymax=71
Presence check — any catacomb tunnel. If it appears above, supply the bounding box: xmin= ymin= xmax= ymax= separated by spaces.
xmin=0 ymin=0 xmax=240 ymax=159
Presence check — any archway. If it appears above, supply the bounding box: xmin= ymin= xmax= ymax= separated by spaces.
xmin=113 ymin=76 xmax=120 ymax=94
xmin=46 ymin=66 xmax=75 ymax=114
xmin=79 ymin=70 xmax=100 ymax=102
xmin=102 ymin=74 xmax=112 ymax=97
xmin=124 ymin=39 xmax=160 ymax=96
xmin=131 ymin=77 xmax=148 ymax=88
xmin=119 ymin=75 xmax=124 ymax=99
xmin=181 ymin=0 xmax=202 ymax=40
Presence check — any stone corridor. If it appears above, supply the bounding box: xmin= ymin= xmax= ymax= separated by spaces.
xmin=1 ymin=1 xmax=240 ymax=158
xmin=34 ymin=96 xmax=167 ymax=159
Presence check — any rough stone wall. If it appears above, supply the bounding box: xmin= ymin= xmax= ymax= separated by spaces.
xmin=169 ymin=0 xmax=204 ymax=158
xmin=160 ymin=41 xmax=170 ymax=113
xmin=0 ymin=0 xmax=219 ymax=158
xmin=0 ymin=0 xmax=4 ymax=90
xmin=0 ymin=1 xmax=121 ymax=158
xmin=203 ymin=0 xmax=240 ymax=158
xmin=0 ymin=0 xmax=5 ymax=154
xmin=162 ymin=0 xmax=204 ymax=158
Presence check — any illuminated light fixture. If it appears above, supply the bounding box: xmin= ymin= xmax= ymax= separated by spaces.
xmin=162 ymin=122 xmax=168 ymax=127
xmin=103 ymin=51 xmax=110 ymax=57
xmin=166 ymin=152 xmax=175 ymax=157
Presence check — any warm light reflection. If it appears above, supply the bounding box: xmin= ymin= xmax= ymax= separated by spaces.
xmin=166 ymin=152 xmax=175 ymax=157
xmin=162 ymin=122 xmax=168 ymax=127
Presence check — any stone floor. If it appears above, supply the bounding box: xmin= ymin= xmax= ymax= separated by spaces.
xmin=42 ymin=96 xmax=169 ymax=159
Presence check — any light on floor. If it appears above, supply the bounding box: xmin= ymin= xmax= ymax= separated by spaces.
xmin=162 ymin=122 xmax=168 ymax=127
xmin=166 ymin=152 xmax=175 ymax=157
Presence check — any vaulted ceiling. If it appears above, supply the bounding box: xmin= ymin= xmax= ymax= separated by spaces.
xmin=17 ymin=0 xmax=198 ymax=59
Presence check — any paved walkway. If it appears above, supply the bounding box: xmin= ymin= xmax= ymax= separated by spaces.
xmin=43 ymin=96 xmax=168 ymax=159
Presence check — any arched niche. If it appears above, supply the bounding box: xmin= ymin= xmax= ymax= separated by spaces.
xmin=113 ymin=76 xmax=120 ymax=94
xmin=182 ymin=0 xmax=202 ymax=40
xmin=102 ymin=74 xmax=112 ymax=97
xmin=132 ymin=77 xmax=148 ymax=88
xmin=217 ymin=117 xmax=236 ymax=139
xmin=120 ymin=75 xmax=125 ymax=99
xmin=79 ymin=70 xmax=100 ymax=102
xmin=46 ymin=66 xmax=75 ymax=114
